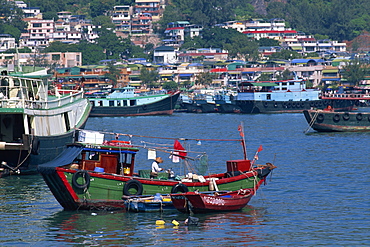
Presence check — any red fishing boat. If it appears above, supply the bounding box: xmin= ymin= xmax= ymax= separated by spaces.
xmin=38 ymin=126 xmax=275 ymax=211
xmin=170 ymin=189 xmax=255 ymax=213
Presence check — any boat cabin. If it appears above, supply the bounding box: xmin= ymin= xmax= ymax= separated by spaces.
xmin=73 ymin=142 xmax=138 ymax=176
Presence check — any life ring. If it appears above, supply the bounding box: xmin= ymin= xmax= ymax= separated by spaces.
xmin=123 ymin=179 xmax=143 ymax=196
xmin=343 ymin=113 xmax=350 ymax=121
xmin=171 ymin=183 xmax=188 ymax=193
xmin=72 ymin=170 xmax=90 ymax=190
xmin=356 ymin=113 xmax=363 ymax=121
xmin=333 ymin=114 xmax=340 ymax=122
xmin=317 ymin=113 xmax=324 ymax=122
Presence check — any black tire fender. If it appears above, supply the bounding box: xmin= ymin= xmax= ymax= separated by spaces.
xmin=317 ymin=113 xmax=324 ymax=122
xmin=171 ymin=183 xmax=189 ymax=193
xmin=72 ymin=170 xmax=90 ymax=190
xmin=123 ymin=179 xmax=143 ymax=196
xmin=343 ymin=113 xmax=350 ymax=121
xmin=333 ymin=114 xmax=340 ymax=122
xmin=356 ymin=113 xmax=363 ymax=121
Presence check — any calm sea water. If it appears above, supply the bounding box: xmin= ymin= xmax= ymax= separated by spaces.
xmin=1 ymin=112 xmax=370 ymax=246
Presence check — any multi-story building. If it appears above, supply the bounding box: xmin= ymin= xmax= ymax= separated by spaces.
xmin=111 ymin=6 xmax=132 ymax=35
xmin=131 ymin=13 xmax=153 ymax=36
xmin=0 ymin=52 xmax=82 ymax=68
xmin=21 ymin=19 xmax=55 ymax=50
xmin=134 ymin=0 xmax=162 ymax=21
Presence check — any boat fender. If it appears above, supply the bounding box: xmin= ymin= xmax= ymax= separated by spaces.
xmin=356 ymin=113 xmax=363 ymax=121
xmin=292 ymin=102 xmax=296 ymax=108
xmin=72 ymin=170 xmax=90 ymax=190
xmin=333 ymin=114 xmax=340 ymax=122
xmin=171 ymin=183 xmax=188 ymax=193
xmin=142 ymin=105 xmax=147 ymax=110
xmin=317 ymin=113 xmax=324 ymax=122
xmin=287 ymin=102 xmax=291 ymax=108
xmin=31 ymin=137 xmax=40 ymax=155
xmin=274 ymin=103 xmax=278 ymax=108
xmin=123 ymin=179 xmax=143 ymax=196
xmin=343 ymin=113 xmax=350 ymax=121
xmin=263 ymin=102 xmax=268 ymax=107
xmin=368 ymin=115 xmax=370 ymax=122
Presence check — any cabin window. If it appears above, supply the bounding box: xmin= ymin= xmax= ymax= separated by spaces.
xmin=109 ymin=100 xmax=114 ymax=106
xmin=91 ymin=101 xmax=95 ymax=107
xmin=64 ymin=112 xmax=70 ymax=131
xmin=282 ymin=82 xmax=287 ymax=86
xmin=123 ymin=100 xmax=127 ymax=106
xmin=98 ymin=100 xmax=103 ymax=106
xmin=117 ymin=101 xmax=121 ymax=106
xmin=267 ymin=94 xmax=271 ymax=100
xmin=86 ymin=151 xmax=99 ymax=160
xmin=129 ymin=100 xmax=136 ymax=106
xmin=289 ymin=82 xmax=294 ymax=85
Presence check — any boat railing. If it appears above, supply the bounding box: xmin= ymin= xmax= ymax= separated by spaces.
xmin=0 ymin=90 xmax=84 ymax=109
xmin=321 ymin=93 xmax=370 ymax=99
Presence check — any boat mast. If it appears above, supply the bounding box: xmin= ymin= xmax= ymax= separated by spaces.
xmin=238 ymin=123 xmax=247 ymax=160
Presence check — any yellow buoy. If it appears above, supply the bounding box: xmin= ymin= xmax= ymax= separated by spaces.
xmin=172 ymin=220 xmax=179 ymax=226
xmin=155 ymin=220 xmax=165 ymax=225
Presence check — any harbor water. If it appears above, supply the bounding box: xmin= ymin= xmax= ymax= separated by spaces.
xmin=1 ymin=112 xmax=370 ymax=246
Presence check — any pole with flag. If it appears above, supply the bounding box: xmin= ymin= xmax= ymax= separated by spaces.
xmin=251 ymin=145 xmax=263 ymax=165
xmin=238 ymin=123 xmax=247 ymax=160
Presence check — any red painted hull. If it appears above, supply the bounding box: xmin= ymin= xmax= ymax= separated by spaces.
xmin=171 ymin=189 xmax=254 ymax=214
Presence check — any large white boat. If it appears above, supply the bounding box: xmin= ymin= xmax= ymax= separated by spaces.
xmin=0 ymin=73 xmax=91 ymax=177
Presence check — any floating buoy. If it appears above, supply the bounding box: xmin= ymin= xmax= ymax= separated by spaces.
xmin=172 ymin=220 xmax=179 ymax=226
xmin=155 ymin=220 xmax=165 ymax=225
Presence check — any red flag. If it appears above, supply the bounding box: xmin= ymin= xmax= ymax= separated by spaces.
xmin=257 ymin=145 xmax=263 ymax=152
xmin=174 ymin=140 xmax=187 ymax=159
xmin=238 ymin=125 xmax=244 ymax=137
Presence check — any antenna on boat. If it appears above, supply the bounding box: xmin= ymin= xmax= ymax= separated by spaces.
xmin=238 ymin=123 xmax=247 ymax=160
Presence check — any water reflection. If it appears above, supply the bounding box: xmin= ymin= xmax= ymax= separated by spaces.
xmin=43 ymin=205 xmax=267 ymax=245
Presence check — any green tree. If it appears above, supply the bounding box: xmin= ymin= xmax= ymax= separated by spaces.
xmin=268 ymin=49 xmax=302 ymax=60
xmin=105 ymin=62 xmax=121 ymax=87
xmin=342 ymin=59 xmax=367 ymax=86
xmin=0 ymin=0 xmax=27 ymax=41
xmin=195 ymin=72 xmax=216 ymax=88
xmin=76 ymin=41 xmax=105 ymax=65
xmin=139 ymin=67 xmax=159 ymax=89
xmin=162 ymin=80 xmax=178 ymax=91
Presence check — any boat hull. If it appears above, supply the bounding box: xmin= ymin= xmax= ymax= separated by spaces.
xmin=89 ymin=92 xmax=180 ymax=117
xmin=39 ymin=166 xmax=271 ymax=211
xmin=171 ymin=189 xmax=254 ymax=214
xmin=303 ymin=110 xmax=370 ymax=132
xmin=236 ymin=99 xmax=354 ymax=113
xmin=179 ymin=99 xmax=354 ymax=114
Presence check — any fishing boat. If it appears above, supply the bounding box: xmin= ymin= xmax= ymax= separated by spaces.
xmin=38 ymin=127 xmax=275 ymax=211
xmin=303 ymin=108 xmax=370 ymax=132
xmin=235 ymin=77 xmax=354 ymax=113
xmin=0 ymin=73 xmax=91 ymax=177
xmin=123 ymin=193 xmax=175 ymax=212
xmin=87 ymin=86 xmax=180 ymax=117
xmin=171 ymin=189 xmax=254 ymax=213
